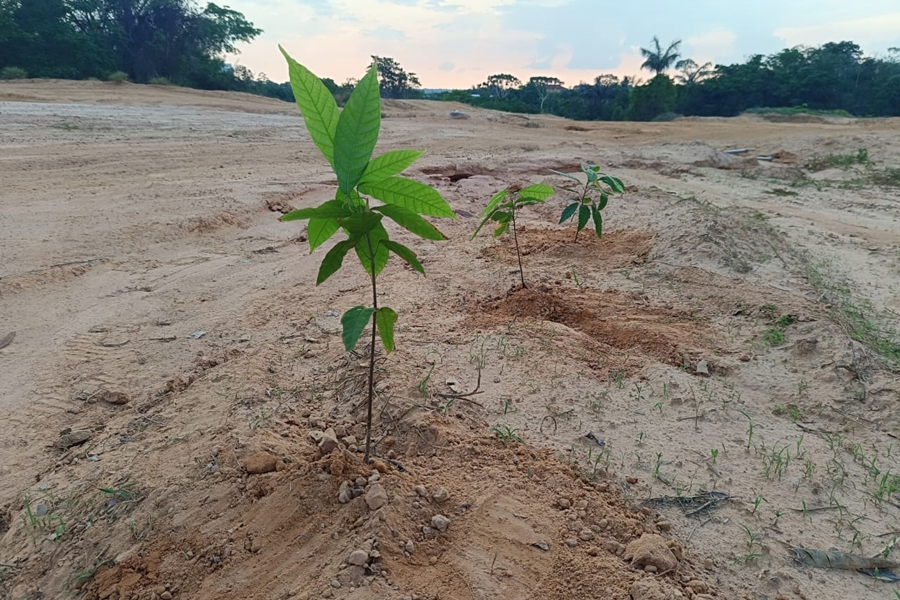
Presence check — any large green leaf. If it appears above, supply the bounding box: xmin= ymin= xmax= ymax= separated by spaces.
xmin=280 ymin=200 xmax=354 ymax=222
xmin=591 ymin=204 xmax=604 ymax=238
xmin=559 ymin=202 xmax=579 ymax=224
xmin=493 ymin=221 xmax=510 ymax=237
xmin=577 ymin=204 xmax=591 ymax=231
xmin=598 ymin=192 xmax=609 ymax=211
xmin=341 ymin=306 xmax=375 ymax=351
xmin=355 ymin=221 xmax=390 ymax=276
xmin=360 ymin=150 xmax=424 ymax=185
xmin=308 ymin=218 xmax=340 ymax=252
xmin=316 ymin=239 xmax=357 ymax=284
xmin=519 ymin=183 xmax=555 ymax=200
xmin=481 ymin=189 xmax=509 ymax=217
xmin=279 ymin=46 xmax=339 ymax=166
xmin=338 ymin=212 xmax=383 ymax=236
xmin=373 ymin=205 xmax=446 ymax=240
xmin=359 ymin=177 xmax=456 ymax=218
xmin=382 ymin=240 xmax=424 ymax=274
xmin=600 ymin=175 xmax=626 ymax=194
xmin=334 ymin=65 xmax=381 ymax=196
xmin=375 ymin=307 xmax=398 ymax=353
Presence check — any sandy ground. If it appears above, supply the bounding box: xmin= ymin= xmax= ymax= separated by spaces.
xmin=1 ymin=79 xmax=899 ymax=600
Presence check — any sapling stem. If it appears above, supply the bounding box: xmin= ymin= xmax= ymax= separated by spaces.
xmin=364 ymin=233 xmax=378 ymax=464
xmin=511 ymin=210 xmax=526 ymax=288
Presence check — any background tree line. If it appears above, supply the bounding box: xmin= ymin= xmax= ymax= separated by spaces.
xmin=0 ymin=0 xmax=262 ymax=89
xmin=2 ymin=8 xmax=898 ymax=122
xmin=450 ymin=38 xmax=900 ymax=120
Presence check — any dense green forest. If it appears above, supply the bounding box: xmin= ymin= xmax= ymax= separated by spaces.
xmin=1 ymin=2 xmax=898 ymax=121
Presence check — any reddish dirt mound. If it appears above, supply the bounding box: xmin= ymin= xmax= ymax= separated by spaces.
xmin=479 ymin=228 xmax=653 ymax=269
xmin=471 ymin=286 xmax=709 ymax=367
xmin=79 ymin=412 xmax=713 ymax=600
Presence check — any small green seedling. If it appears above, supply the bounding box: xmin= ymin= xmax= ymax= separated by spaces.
xmin=473 ymin=183 xmax=555 ymax=288
xmin=491 ymin=424 xmax=523 ymax=444
xmin=552 ymin=165 xmax=625 ymax=242
xmin=279 ymin=48 xmax=456 ymax=462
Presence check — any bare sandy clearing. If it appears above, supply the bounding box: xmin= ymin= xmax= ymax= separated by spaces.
xmin=1 ymin=81 xmax=899 ymax=600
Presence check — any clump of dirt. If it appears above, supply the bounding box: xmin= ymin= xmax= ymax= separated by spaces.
xmin=471 ymin=286 xmax=708 ymax=367
xmin=182 ymin=211 xmax=248 ymax=233
xmin=76 ymin=410 xmax=715 ymax=600
xmin=479 ymin=227 xmax=653 ymax=267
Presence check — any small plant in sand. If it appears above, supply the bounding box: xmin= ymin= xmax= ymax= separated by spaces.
xmin=473 ymin=183 xmax=554 ymax=288
xmin=278 ymin=47 xmax=456 ymax=462
xmin=552 ymin=165 xmax=625 ymax=242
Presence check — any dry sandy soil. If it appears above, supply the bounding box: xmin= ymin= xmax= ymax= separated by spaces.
xmin=1 ymin=79 xmax=899 ymax=600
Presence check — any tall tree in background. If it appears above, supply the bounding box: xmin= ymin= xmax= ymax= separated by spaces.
xmin=675 ymin=59 xmax=713 ymax=85
xmin=0 ymin=0 xmax=260 ymax=85
xmin=527 ymin=75 xmax=564 ymax=112
xmin=482 ymin=73 xmax=521 ymax=98
xmin=640 ymin=37 xmax=681 ymax=75
xmin=370 ymin=56 xmax=421 ymax=99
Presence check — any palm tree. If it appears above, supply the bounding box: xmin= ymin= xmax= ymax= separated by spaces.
xmin=640 ymin=37 xmax=682 ymax=76
xmin=675 ymin=58 xmax=715 ymax=85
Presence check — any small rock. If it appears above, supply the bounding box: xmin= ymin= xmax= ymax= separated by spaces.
xmin=739 ymin=354 xmax=751 ymax=362
xmin=598 ymin=518 xmax=609 ymax=530
xmin=338 ymin=481 xmax=353 ymax=504
xmin=422 ymin=526 xmax=436 ymax=538
xmin=160 ymin=593 xmax=173 ymax=600
xmin=211 ymin=445 xmax=221 ymax=456
xmin=566 ymin=538 xmax=578 ymax=548
xmin=624 ymin=534 xmax=678 ymax=572
xmin=405 ymin=540 xmax=415 ymax=554
xmin=657 ymin=521 xmax=673 ymax=532
xmin=414 ymin=485 xmax=429 ymax=498
xmin=578 ymin=528 xmax=595 ymax=541
xmin=695 ymin=360 xmax=709 ymax=376
xmin=321 ymin=589 xmax=333 ymax=599
xmin=365 ymin=484 xmax=388 ymax=510
xmin=348 ymin=550 xmax=369 ymax=566
xmin=330 ymin=579 xmax=342 ymax=589
xmin=687 ymin=580 xmax=709 ymax=594
xmin=368 ymin=472 xmax=381 ymax=484
xmin=627 ymin=476 xmax=639 ymax=485
xmin=432 ymin=487 xmax=449 ymax=503
xmin=319 ymin=428 xmax=341 ymax=454
xmin=431 ymin=515 xmax=450 ymax=532
xmin=644 ymin=564 xmax=658 ymax=573
xmin=243 ymin=452 xmax=277 ymax=475
xmin=98 ymin=390 xmax=132 ymax=405
xmin=342 ymin=435 xmax=358 ymax=447
xmin=55 ymin=430 xmax=92 ymax=450
xmin=355 ymin=477 xmax=367 ymax=487
xmin=250 ymin=537 xmax=264 ymax=553
xmin=558 ymin=497 xmax=571 ymax=509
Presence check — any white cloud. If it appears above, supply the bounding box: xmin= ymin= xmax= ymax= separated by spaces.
xmin=684 ymin=29 xmax=737 ymax=62
xmin=774 ymin=13 xmax=900 ymax=47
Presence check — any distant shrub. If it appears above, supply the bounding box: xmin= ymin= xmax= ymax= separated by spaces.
xmin=0 ymin=66 xmax=28 ymax=80
xmin=107 ymin=71 xmax=129 ymax=83
xmin=743 ymin=106 xmax=853 ymax=118
xmin=651 ymin=112 xmax=681 ymax=122
xmin=148 ymin=77 xmax=171 ymax=85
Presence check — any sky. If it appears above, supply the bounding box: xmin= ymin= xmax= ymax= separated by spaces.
xmin=223 ymin=0 xmax=900 ymax=88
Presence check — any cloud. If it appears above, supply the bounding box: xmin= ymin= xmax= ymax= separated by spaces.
xmin=226 ymin=0 xmax=900 ymax=88
xmin=363 ymin=25 xmax=406 ymax=41
xmin=774 ymin=13 xmax=900 ymax=48
xmin=684 ymin=29 xmax=737 ymax=62
xmin=438 ymin=62 xmax=455 ymax=71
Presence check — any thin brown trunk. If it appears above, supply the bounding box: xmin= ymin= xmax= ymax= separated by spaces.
xmin=512 ymin=212 xmax=526 ymax=288
xmin=363 ymin=234 xmax=378 ymax=463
